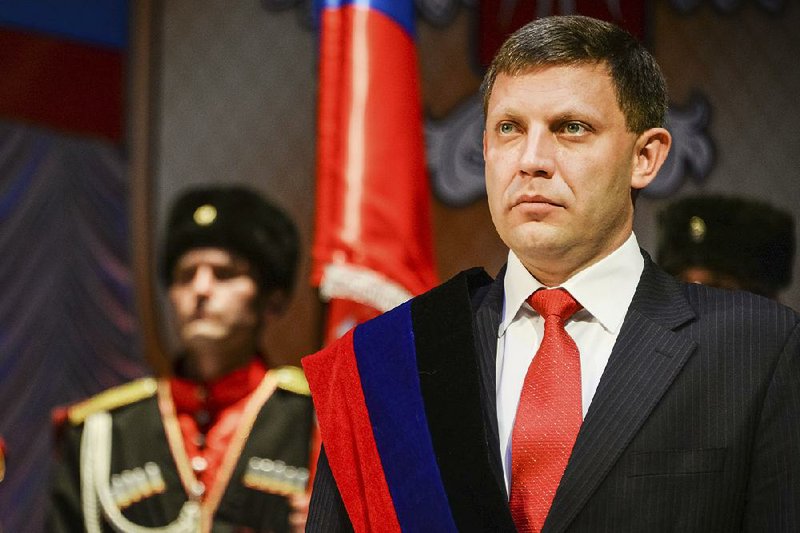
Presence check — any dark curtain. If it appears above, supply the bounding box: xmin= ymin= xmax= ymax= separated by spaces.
xmin=0 ymin=120 xmax=147 ymax=532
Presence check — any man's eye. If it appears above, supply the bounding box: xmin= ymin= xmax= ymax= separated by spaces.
xmin=174 ymin=268 xmax=196 ymax=285
xmin=499 ymin=122 xmax=516 ymax=134
xmin=563 ymin=122 xmax=587 ymax=135
xmin=213 ymin=267 xmax=238 ymax=280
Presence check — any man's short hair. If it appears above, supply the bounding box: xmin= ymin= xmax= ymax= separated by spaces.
xmin=160 ymin=185 xmax=299 ymax=297
xmin=481 ymin=15 xmax=668 ymax=133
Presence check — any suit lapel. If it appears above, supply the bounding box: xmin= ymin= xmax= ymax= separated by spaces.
xmin=544 ymin=254 xmax=698 ymax=533
xmin=473 ymin=268 xmax=507 ymax=497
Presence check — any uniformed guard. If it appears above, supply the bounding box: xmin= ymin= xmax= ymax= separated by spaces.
xmin=657 ymin=194 xmax=795 ymax=300
xmin=48 ymin=185 xmax=316 ymax=533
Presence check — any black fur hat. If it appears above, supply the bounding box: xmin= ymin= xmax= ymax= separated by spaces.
xmin=657 ymin=195 xmax=795 ymax=297
xmin=160 ymin=185 xmax=299 ymax=296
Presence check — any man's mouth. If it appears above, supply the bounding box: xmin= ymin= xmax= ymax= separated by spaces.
xmin=513 ymin=194 xmax=562 ymax=208
xmin=183 ymin=320 xmax=227 ymax=340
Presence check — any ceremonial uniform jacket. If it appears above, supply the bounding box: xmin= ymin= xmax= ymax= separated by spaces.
xmin=305 ymin=257 xmax=800 ymax=532
xmin=48 ymin=366 xmax=315 ymax=533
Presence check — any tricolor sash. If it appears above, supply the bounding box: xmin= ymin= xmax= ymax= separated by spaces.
xmin=305 ymin=269 xmax=517 ymax=532
xmin=303 ymin=301 xmax=457 ymax=532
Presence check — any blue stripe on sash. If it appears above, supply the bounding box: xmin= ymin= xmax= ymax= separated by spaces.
xmin=353 ymin=301 xmax=457 ymax=532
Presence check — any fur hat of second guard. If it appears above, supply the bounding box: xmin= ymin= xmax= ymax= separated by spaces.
xmin=657 ymin=195 xmax=794 ymax=297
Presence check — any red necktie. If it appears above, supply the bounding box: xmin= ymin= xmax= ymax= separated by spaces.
xmin=509 ymin=288 xmax=583 ymax=532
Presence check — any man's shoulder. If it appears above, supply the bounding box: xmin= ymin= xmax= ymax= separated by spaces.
xmin=639 ymin=253 xmax=799 ymax=327
xmin=678 ymin=282 xmax=800 ymax=342
xmin=413 ymin=266 xmax=497 ymax=308
xmin=684 ymin=281 xmax=798 ymax=316
xmin=55 ymin=377 xmax=158 ymax=429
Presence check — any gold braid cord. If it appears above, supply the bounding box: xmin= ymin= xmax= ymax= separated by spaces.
xmin=78 ymin=371 xmax=281 ymax=532
xmin=80 ymin=411 xmax=201 ymax=533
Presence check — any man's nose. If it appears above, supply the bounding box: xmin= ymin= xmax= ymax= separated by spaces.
xmin=519 ymin=126 xmax=555 ymax=178
xmin=191 ymin=266 xmax=215 ymax=295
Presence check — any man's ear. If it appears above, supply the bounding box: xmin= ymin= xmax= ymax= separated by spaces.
xmin=631 ymin=127 xmax=672 ymax=190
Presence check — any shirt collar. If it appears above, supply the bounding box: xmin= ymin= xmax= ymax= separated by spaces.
xmin=170 ymin=356 xmax=268 ymax=417
xmin=501 ymin=233 xmax=643 ymax=335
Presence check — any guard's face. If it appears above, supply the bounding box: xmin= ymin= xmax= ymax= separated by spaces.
xmin=483 ymin=63 xmax=663 ymax=283
xmin=678 ymin=267 xmax=744 ymax=292
xmin=168 ymin=248 xmax=260 ymax=348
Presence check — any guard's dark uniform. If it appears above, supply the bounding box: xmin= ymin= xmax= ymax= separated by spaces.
xmin=48 ymin=366 xmax=315 ymax=533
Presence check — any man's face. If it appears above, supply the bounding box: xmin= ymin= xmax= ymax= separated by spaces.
xmin=168 ymin=247 xmax=260 ymax=349
xmin=483 ymin=63 xmax=656 ymax=283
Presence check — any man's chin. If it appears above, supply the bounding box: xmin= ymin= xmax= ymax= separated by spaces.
xmin=505 ymin=225 xmax=566 ymax=255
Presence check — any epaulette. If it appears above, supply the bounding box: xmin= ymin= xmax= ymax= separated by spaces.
xmin=67 ymin=378 xmax=158 ymax=425
xmin=273 ymin=366 xmax=310 ymax=396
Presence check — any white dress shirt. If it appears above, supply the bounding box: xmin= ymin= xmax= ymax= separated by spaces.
xmin=496 ymin=233 xmax=644 ymax=493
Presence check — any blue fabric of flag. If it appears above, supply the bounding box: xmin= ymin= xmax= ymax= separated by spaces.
xmin=321 ymin=0 xmax=415 ymax=37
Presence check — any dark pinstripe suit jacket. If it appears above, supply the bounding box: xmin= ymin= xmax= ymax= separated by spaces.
xmin=307 ymin=253 xmax=800 ymax=532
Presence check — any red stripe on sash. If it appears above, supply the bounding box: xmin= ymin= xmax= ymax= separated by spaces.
xmin=303 ymin=330 xmax=401 ymax=532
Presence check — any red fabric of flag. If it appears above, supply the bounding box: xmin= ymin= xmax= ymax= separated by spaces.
xmin=312 ymin=1 xmax=439 ymax=343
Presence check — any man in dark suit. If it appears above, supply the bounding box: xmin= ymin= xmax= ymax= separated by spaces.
xmin=302 ymin=15 xmax=800 ymax=532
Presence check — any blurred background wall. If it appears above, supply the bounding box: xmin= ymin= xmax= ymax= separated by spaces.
xmin=0 ymin=0 xmax=797 ymax=530
xmin=0 ymin=2 xmax=144 ymax=531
